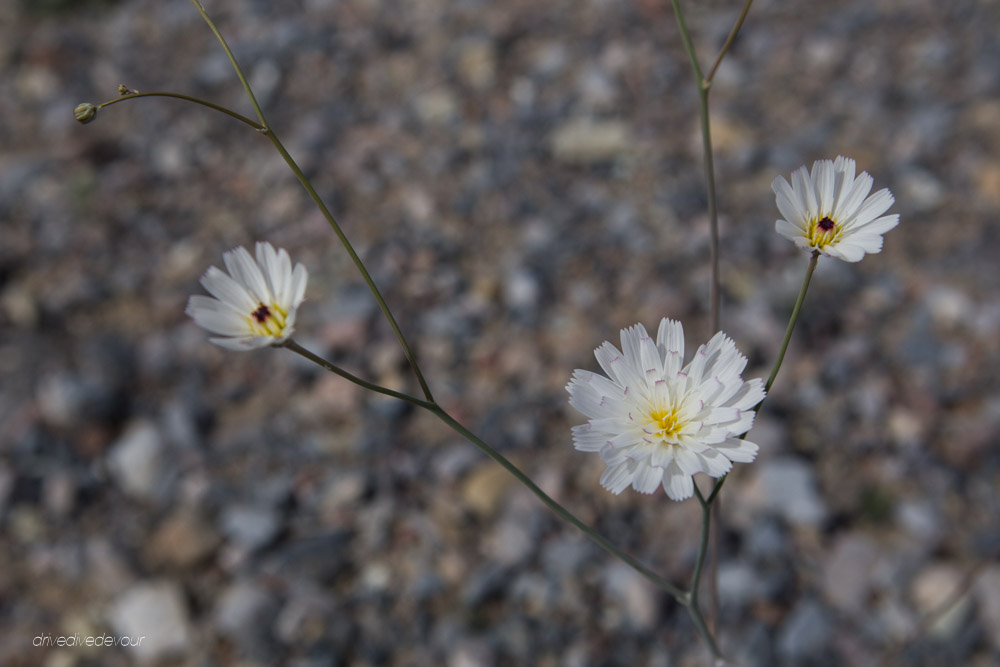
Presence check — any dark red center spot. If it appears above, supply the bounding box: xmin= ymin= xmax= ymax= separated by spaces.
xmin=818 ymin=216 xmax=835 ymax=231
xmin=252 ymin=303 xmax=271 ymax=323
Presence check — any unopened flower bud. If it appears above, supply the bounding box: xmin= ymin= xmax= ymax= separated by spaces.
xmin=74 ymin=103 xmax=97 ymax=124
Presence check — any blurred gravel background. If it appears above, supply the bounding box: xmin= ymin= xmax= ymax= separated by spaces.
xmin=3 ymin=0 xmax=1000 ymax=665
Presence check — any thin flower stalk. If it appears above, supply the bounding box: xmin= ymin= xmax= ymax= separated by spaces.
xmin=669 ymin=0 xmax=758 ymax=631
xmin=186 ymin=0 xmax=435 ymax=402
xmin=279 ymin=338 xmax=723 ymax=658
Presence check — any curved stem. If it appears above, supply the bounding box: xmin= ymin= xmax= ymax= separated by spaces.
xmin=689 ymin=484 xmax=723 ymax=658
xmin=97 ymin=91 xmax=262 ymax=129
xmin=281 ymin=339 xmax=686 ymax=599
xmin=672 ymin=1 xmax=756 ymax=637
xmin=728 ymin=252 xmax=819 ymax=438
xmin=690 ymin=485 xmax=712 ymax=596
xmin=429 ymin=405 xmax=688 ymax=601
xmin=187 ymin=0 xmax=435 ymax=403
xmin=764 ymin=251 xmax=819 ymax=395
xmin=187 ymin=0 xmax=267 ymax=128
xmin=262 ymin=133 xmax=436 ymax=402
xmin=706 ymin=474 xmax=727 ymax=505
xmin=670 ymin=0 xmax=719 ymax=334
xmin=704 ymin=0 xmax=755 ymax=86
xmin=281 ymin=340 xmax=434 ymax=410
xmin=282 ymin=339 xmax=726 ymax=657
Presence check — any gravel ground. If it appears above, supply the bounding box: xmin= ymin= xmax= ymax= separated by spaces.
xmin=3 ymin=0 xmax=1000 ymax=665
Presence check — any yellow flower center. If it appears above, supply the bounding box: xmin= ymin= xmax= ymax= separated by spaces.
xmin=247 ymin=302 xmax=289 ymax=337
xmin=648 ymin=407 xmax=683 ymax=441
xmin=806 ymin=215 xmax=841 ymax=249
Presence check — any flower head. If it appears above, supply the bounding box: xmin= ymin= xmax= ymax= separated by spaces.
xmin=772 ymin=156 xmax=899 ymax=262
xmin=186 ymin=242 xmax=307 ymax=351
xmin=567 ymin=319 xmax=764 ymax=501
xmin=74 ymin=102 xmax=98 ymax=124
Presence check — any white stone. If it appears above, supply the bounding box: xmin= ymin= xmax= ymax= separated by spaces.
xmin=107 ymin=421 xmax=166 ymax=502
xmin=107 ymin=581 xmax=191 ymax=662
xmin=550 ymin=119 xmax=633 ymax=164
xmin=744 ymin=457 xmax=828 ymax=526
xmin=822 ymin=534 xmax=880 ymax=613
xmin=975 ymin=566 xmax=1000 ymax=650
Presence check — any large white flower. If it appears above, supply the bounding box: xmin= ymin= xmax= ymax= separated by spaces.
xmin=772 ymin=156 xmax=899 ymax=262
xmin=186 ymin=242 xmax=307 ymax=351
xmin=567 ymin=319 xmax=764 ymax=501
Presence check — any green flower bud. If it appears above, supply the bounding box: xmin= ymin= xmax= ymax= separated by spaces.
xmin=74 ymin=103 xmax=97 ymax=124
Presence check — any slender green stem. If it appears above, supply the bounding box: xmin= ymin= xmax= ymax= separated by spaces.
xmin=96 ymin=91 xmax=262 ymax=129
xmin=687 ymin=484 xmax=723 ymax=659
xmin=690 ymin=485 xmax=712 ymax=596
xmin=282 ymin=339 xmax=690 ymax=602
xmin=732 ymin=251 xmax=819 ymax=435
xmin=704 ymin=0 xmax=755 ymax=86
xmin=670 ymin=0 xmax=719 ymax=334
xmin=764 ymin=251 xmax=819 ymax=395
xmin=187 ymin=0 xmax=267 ymax=128
xmin=670 ymin=0 xmax=706 ymax=83
xmin=436 ymin=411 xmax=722 ymax=661
xmin=187 ymin=0 xmax=435 ymax=403
xmin=706 ymin=474 xmax=727 ymax=505
xmin=428 ymin=405 xmax=689 ymax=601
xmin=671 ymin=1 xmax=756 ymax=638
xmin=286 ymin=340 xmax=723 ymax=657
xmin=281 ymin=340 xmax=434 ymax=410
xmin=262 ymin=132 xmax=436 ymax=402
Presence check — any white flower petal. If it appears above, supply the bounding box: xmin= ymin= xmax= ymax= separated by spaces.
xmin=720 ymin=379 xmax=765 ymax=411
xmin=568 ymin=372 xmax=628 ymax=420
xmin=832 ymin=156 xmax=857 ymax=210
xmin=656 ymin=318 xmax=685 ymax=358
xmin=257 ymin=242 xmax=288 ymax=305
xmin=200 ymin=266 xmax=257 ymax=311
xmin=792 ymin=165 xmax=819 ymax=219
xmin=846 ymin=234 xmax=885 ymax=254
xmin=639 ymin=334 xmax=665 ymax=383
xmin=571 ymin=423 xmax=608 ymax=452
xmin=595 ymin=342 xmax=628 ymax=387
xmin=290 ymin=264 xmax=308 ymax=307
xmin=815 ymin=159 xmax=836 ymax=217
xmin=619 ymin=324 xmax=649 ymax=372
xmin=853 ymin=213 xmax=900 ymax=236
xmin=673 ymin=445 xmax=707 ymax=476
xmin=186 ymin=296 xmax=250 ymax=336
xmin=827 ymin=242 xmax=867 ymax=262
xmin=649 ymin=443 xmax=675 ymax=468
xmin=772 ymin=177 xmax=808 ymax=229
xmin=224 ymin=246 xmax=271 ymax=303
xmin=662 ymin=464 xmax=694 ymax=501
xmin=209 ymin=335 xmax=273 ymax=351
xmin=844 ymin=188 xmax=895 ymax=230
xmin=601 ymin=461 xmax=637 ymax=495
xmin=776 ymin=218 xmax=804 ymax=241
xmin=632 ymin=463 xmax=663 ymax=494
xmin=714 ymin=438 xmax=759 ymax=463
xmin=698 ymin=448 xmax=733 ymax=477
xmin=838 ymin=169 xmax=873 ymax=217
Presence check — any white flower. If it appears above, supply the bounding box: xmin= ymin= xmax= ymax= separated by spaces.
xmin=567 ymin=319 xmax=764 ymax=501
xmin=186 ymin=242 xmax=307 ymax=350
xmin=772 ymin=156 xmax=899 ymax=262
